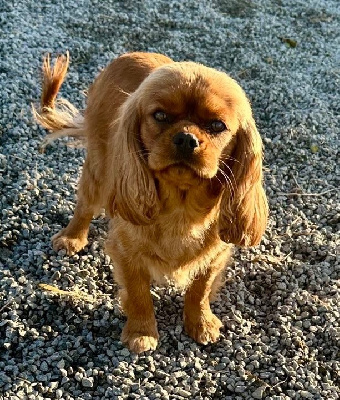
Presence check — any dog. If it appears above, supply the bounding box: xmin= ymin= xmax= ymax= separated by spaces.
xmin=33 ymin=52 xmax=268 ymax=353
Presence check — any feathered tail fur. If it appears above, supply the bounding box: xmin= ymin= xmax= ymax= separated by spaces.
xmin=32 ymin=52 xmax=86 ymax=151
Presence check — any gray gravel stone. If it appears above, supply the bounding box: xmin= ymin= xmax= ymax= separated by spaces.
xmin=81 ymin=377 xmax=94 ymax=388
xmin=252 ymin=386 xmax=267 ymax=399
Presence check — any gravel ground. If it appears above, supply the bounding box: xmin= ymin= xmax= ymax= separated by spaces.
xmin=1 ymin=0 xmax=339 ymax=399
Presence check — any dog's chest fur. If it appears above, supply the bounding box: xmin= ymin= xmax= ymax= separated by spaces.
xmin=108 ymin=179 xmax=227 ymax=287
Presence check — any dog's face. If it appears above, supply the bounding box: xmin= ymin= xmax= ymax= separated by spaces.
xmin=109 ymin=61 xmax=268 ymax=246
xmin=135 ymin=63 xmax=249 ymax=187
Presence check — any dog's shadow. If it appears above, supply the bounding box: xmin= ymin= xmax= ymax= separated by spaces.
xmin=6 ymin=219 xmax=337 ymax=372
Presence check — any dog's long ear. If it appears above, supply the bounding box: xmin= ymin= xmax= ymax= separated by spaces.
xmin=106 ymin=93 xmax=159 ymax=225
xmin=219 ymin=116 xmax=268 ymax=246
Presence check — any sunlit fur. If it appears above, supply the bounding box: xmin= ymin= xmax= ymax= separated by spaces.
xmin=33 ymin=52 xmax=268 ymax=353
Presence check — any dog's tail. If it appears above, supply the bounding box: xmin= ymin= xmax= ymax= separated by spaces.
xmin=32 ymin=52 xmax=86 ymax=151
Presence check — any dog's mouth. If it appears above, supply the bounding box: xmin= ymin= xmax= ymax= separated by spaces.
xmin=148 ymin=149 xmax=218 ymax=182
xmin=153 ymin=163 xmax=207 ymax=189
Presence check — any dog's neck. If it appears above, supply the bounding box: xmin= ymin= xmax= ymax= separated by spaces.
xmin=154 ymin=173 xmax=222 ymax=225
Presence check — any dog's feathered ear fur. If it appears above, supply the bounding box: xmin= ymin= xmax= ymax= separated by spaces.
xmin=106 ymin=93 xmax=159 ymax=225
xmin=219 ymin=116 xmax=268 ymax=246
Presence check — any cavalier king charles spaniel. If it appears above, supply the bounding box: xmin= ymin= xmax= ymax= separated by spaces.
xmin=33 ymin=52 xmax=268 ymax=353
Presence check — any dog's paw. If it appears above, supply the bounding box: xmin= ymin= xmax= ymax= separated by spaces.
xmin=121 ymin=321 xmax=159 ymax=353
xmin=52 ymin=230 xmax=88 ymax=255
xmin=123 ymin=333 xmax=158 ymax=354
xmin=184 ymin=310 xmax=223 ymax=345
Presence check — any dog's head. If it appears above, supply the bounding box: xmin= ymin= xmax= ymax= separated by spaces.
xmin=107 ymin=62 xmax=268 ymax=246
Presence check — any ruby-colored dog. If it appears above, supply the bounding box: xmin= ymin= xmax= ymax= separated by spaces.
xmin=34 ymin=52 xmax=268 ymax=353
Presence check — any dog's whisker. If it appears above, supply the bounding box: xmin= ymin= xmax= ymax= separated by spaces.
xmin=219 ymin=172 xmax=234 ymax=195
xmin=219 ymin=160 xmax=237 ymax=188
xmin=214 ymin=175 xmax=224 ymax=187
xmin=218 ymin=167 xmax=235 ymax=196
xmin=222 ymin=155 xmax=242 ymax=164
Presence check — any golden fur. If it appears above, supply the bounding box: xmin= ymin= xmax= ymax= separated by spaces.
xmin=33 ymin=52 xmax=268 ymax=353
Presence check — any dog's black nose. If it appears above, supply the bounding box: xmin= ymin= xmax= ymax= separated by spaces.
xmin=173 ymin=132 xmax=199 ymax=152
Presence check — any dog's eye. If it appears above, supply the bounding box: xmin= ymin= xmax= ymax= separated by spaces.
xmin=209 ymin=120 xmax=227 ymax=133
xmin=153 ymin=111 xmax=169 ymax=122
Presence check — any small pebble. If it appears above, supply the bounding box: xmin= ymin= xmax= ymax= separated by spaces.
xmin=81 ymin=377 xmax=94 ymax=388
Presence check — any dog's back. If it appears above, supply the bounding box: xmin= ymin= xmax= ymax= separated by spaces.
xmin=85 ymin=52 xmax=173 ymax=148
xmin=33 ymin=52 xmax=172 ymax=150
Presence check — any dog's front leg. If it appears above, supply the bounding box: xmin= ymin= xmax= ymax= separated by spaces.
xmin=116 ymin=264 xmax=159 ymax=353
xmin=52 ymin=196 xmax=93 ymax=255
xmin=52 ymin=161 xmax=99 ymax=255
xmin=183 ymin=246 xmax=230 ymax=345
